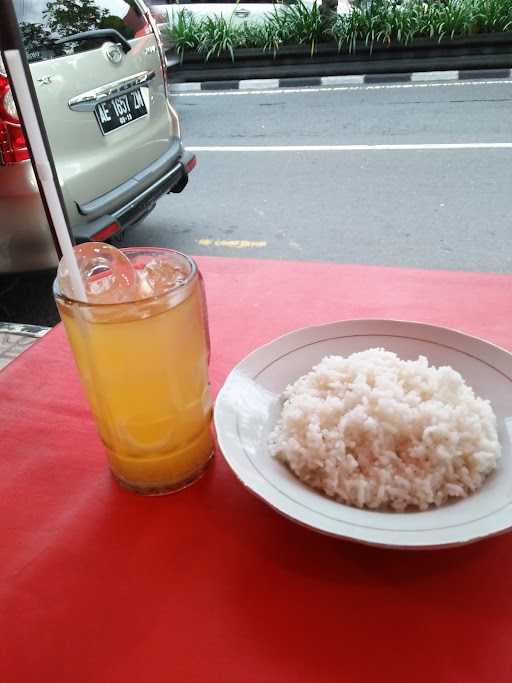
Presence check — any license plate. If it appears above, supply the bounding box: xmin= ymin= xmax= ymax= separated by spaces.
xmin=94 ymin=88 xmax=147 ymax=135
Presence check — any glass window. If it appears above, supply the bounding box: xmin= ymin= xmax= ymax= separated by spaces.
xmin=14 ymin=0 xmax=149 ymax=63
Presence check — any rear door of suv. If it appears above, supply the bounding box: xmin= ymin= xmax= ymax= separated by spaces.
xmin=14 ymin=0 xmax=180 ymax=227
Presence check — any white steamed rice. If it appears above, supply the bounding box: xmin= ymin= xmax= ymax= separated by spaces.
xmin=269 ymin=349 xmax=500 ymax=511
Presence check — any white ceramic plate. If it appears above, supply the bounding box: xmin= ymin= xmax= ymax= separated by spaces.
xmin=214 ymin=319 xmax=512 ymax=549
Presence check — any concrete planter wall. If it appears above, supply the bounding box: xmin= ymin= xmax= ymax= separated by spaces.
xmin=166 ymin=32 xmax=512 ymax=82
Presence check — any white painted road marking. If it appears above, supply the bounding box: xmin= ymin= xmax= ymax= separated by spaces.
xmin=172 ymin=78 xmax=512 ymax=97
xmin=189 ymin=142 xmax=512 ymax=152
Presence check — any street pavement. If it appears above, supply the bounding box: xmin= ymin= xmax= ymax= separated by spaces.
xmin=124 ymin=76 xmax=512 ymax=272
xmin=2 ymin=75 xmax=512 ymax=326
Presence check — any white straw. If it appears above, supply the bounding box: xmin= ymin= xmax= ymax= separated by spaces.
xmin=4 ymin=49 xmax=87 ymax=301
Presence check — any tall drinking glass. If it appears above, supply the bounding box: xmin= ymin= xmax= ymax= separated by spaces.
xmin=54 ymin=246 xmax=213 ymax=494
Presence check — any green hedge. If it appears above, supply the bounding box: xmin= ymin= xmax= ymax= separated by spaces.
xmin=166 ymin=0 xmax=512 ymax=62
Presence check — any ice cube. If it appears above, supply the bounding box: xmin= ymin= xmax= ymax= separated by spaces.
xmin=135 ymin=268 xmax=156 ymax=299
xmin=57 ymin=242 xmax=137 ymax=304
xmin=137 ymin=255 xmax=188 ymax=298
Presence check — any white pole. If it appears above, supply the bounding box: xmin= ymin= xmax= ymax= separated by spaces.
xmin=4 ymin=49 xmax=87 ymax=301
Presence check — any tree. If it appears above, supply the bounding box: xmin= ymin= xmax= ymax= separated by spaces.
xmin=100 ymin=15 xmax=135 ymax=39
xmin=19 ymin=21 xmax=53 ymax=54
xmin=43 ymin=0 xmax=109 ymax=37
xmin=20 ymin=21 xmax=54 ymax=61
xmin=42 ymin=0 xmax=136 ymax=41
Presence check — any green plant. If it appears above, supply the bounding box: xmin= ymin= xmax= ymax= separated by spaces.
xmin=278 ymin=1 xmax=327 ymax=55
xmin=168 ymin=0 xmax=512 ymax=62
xmin=263 ymin=6 xmax=294 ymax=53
xmin=167 ymin=9 xmax=200 ymax=62
xmin=240 ymin=19 xmax=284 ymax=54
xmin=330 ymin=0 xmax=510 ymax=52
xmin=475 ymin=0 xmax=512 ymax=32
xmin=198 ymin=15 xmax=240 ymax=61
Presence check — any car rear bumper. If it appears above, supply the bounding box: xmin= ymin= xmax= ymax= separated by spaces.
xmin=0 ymin=148 xmax=196 ymax=273
xmin=73 ymin=149 xmax=195 ymax=242
xmin=75 ymin=139 xmax=184 ymax=219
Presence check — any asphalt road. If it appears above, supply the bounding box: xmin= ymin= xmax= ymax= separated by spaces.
xmin=124 ymin=77 xmax=512 ymax=272
xmin=2 ymin=75 xmax=512 ymax=326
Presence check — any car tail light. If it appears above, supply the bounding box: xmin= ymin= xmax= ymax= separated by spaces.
xmin=90 ymin=221 xmax=121 ymax=241
xmin=185 ymin=155 xmax=197 ymax=174
xmin=0 ymin=74 xmax=29 ymax=165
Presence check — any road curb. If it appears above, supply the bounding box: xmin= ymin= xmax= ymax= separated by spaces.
xmin=169 ymin=67 xmax=512 ymax=92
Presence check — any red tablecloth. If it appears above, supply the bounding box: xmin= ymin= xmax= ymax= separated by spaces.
xmin=3 ymin=257 xmax=512 ymax=683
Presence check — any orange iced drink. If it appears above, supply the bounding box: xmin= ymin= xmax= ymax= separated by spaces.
xmin=55 ymin=245 xmax=213 ymax=494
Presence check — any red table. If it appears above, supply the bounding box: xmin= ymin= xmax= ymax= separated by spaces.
xmin=3 ymin=257 xmax=512 ymax=683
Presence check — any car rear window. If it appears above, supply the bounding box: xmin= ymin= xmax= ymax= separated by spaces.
xmin=14 ymin=0 xmax=149 ymax=63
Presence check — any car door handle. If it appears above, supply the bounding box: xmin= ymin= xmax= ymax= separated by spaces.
xmin=55 ymin=29 xmax=132 ymax=53
xmin=233 ymin=9 xmax=250 ymax=17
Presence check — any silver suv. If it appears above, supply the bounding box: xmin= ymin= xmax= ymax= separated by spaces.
xmin=0 ymin=0 xmax=194 ymax=273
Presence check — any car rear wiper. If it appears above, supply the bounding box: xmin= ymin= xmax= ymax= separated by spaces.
xmin=55 ymin=29 xmax=131 ymax=53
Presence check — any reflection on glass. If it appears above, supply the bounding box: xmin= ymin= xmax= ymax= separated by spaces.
xmin=14 ymin=0 xmax=148 ymax=63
